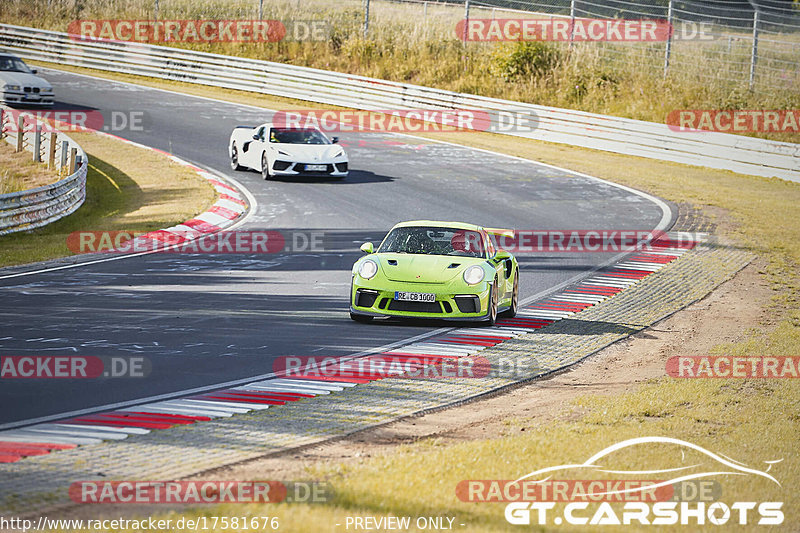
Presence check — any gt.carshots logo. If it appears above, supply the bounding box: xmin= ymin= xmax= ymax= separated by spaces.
xmin=468 ymin=437 xmax=783 ymax=526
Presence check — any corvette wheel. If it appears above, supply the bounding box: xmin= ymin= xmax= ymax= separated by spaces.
xmin=501 ymin=269 xmax=519 ymax=318
xmin=486 ymin=278 xmax=498 ymax=326
xmin=261 ymin=152 xmax=272 ymax=180
xmin=230 ymin=143 xmax=243 ymax=171
xmin=350 ymin=312 xmax=373 ymax=323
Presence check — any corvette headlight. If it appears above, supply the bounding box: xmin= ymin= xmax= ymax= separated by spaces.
xmin=333 ymin=150 xmax=344 ymax=158
xmin=277 ymin=150 xmax=291 ymax=156
xmin=358 ymin=259 xmax=378 ymax=280
xmin=463 ymin=265 xmax=485 ymax=285
xmin=4 ymin=85 xmax=20 ymax=92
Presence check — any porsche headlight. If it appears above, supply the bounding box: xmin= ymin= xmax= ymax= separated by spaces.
xmin=358 ymin=259 xmax=378 ymax=280
xmin=463 ymin=265 xmax=485 ymax=285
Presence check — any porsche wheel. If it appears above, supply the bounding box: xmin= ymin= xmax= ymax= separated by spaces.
xmin=350 ymin=312 xmax=373 ymax=323
xmin=486 ymin=278 xmax=499 ymax=326
xmin=230 ymin=143 xmax=243 ymax=171
xmin=501 ymin=269 xmax=519 ymax=318
xmin=261 ymin=152 xmax=272 ymax=180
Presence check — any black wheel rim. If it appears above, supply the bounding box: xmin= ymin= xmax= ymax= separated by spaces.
xmin=231 ymin=146 xmax=238 ymax=167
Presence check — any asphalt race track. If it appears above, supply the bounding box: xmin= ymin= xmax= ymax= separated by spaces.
xmin=0 ymin=69 xmax=675 ymax=426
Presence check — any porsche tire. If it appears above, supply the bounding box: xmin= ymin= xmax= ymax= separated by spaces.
xmin=500 ymin=269 xmax=519 ymax=318
xmin=485 ymin=278 xmax=499 ymax=326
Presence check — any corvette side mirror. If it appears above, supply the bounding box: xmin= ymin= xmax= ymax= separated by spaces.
xmin=331 ymin=136 xmax=339 ymax=144
xmin=30 ymin=68 xmax=38 ymax=74
xmin=494 ymin=249 xmax=511 ymax=261
xmin=253 ymin=133 xmax=260 ymax=140
xmin=360 ymin=242 xmax=374 ymax=254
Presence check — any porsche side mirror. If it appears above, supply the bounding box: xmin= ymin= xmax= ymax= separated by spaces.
xmin=360 ymin=242 xmax=374 ymax=254
xmin=331 ymin=136 xmax=339 ymax=144
xmin=30 ymin=68 xmax=38 ymax=74
xmin=494 ymin=249 xmax=511 ymax=261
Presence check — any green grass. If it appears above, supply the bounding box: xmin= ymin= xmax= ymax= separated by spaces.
xmin=2 ymin=0 xmax=799 ymax=143
xmin=0 ymin=132 xmax=216 ymax=267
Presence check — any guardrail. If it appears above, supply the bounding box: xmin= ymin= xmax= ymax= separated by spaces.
xmin=0 ymin=23 xmax=797 ymax=181
xmin=0 ymin=106 xmax=88 ymax=235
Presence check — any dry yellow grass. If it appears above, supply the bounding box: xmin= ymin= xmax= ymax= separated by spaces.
xmin=0 ymin=140 xmax=61 ymax=194
xmin=0 ymin=131 xmax=217 ymax=266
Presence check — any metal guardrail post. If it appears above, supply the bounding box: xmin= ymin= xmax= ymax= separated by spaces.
xmin=48 ymin=132 xmax=57 ymax=169
xmin=60 ymin=140 xmax=69 ymax=170
xmin=568 ymin=0 xmax=576 ymax=51
xmin=749 ymin=10 xmax=759 ymax=90
xmin=664 ymin=0 xmax=674 ymax=78
xmin=463 ymin=0 xmax=471 ymax=44
xmin=363 ymin=0 xmax=370 ymax=38
xmin=259 ymin=0 xmax=263 ymax=20
xmin=16 ymin=115 xmax=24 ymax=152
xmin=32 ymin=124 xmax=41 ymax=162
xmin=0 ymin=108 xmax=4 ymax=140
xmin=69 ymin=147 xmax=78 ymax=174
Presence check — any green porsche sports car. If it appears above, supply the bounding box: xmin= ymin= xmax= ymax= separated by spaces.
xmin=350 ymin=221 xmax=520 ymax=325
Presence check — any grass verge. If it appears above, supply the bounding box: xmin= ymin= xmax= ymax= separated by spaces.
xmin=29 ymin=66 xmax=800 ymax=532
xmin=0 ymin=139 xmax=61 ymax=194
xmin=0 ymin=131 xmax=217 ymax=267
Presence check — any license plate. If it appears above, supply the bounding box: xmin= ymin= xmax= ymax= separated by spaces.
xmin=394 ymin=291 xmax=435 ymax=302
xmin=305 ymin=164 xmax=327 ymax=171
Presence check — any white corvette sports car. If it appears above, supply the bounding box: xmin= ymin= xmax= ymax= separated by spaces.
xmin=229 ymin=123 xmax=349 ymax=179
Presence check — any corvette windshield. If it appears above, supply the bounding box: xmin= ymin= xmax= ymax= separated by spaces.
xmin=269 ymin=128 xmax=329 ymax=144
xmin=0 ymin=57 xmax=32 ymax=73
xmin=378 ymin=227 xmax=486 ymax=258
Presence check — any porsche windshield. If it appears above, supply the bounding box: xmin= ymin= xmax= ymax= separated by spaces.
xmin=0 ymin=56 xmax=32 ymax=73
xmin=378 ymin=227 xmax=486 ymax=258
xmin=269 ymin=128 xmax=329 ymax=144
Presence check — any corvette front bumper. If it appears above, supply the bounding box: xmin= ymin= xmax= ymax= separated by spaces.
xmin=272 ymin=160 xmax=348 ymax=177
